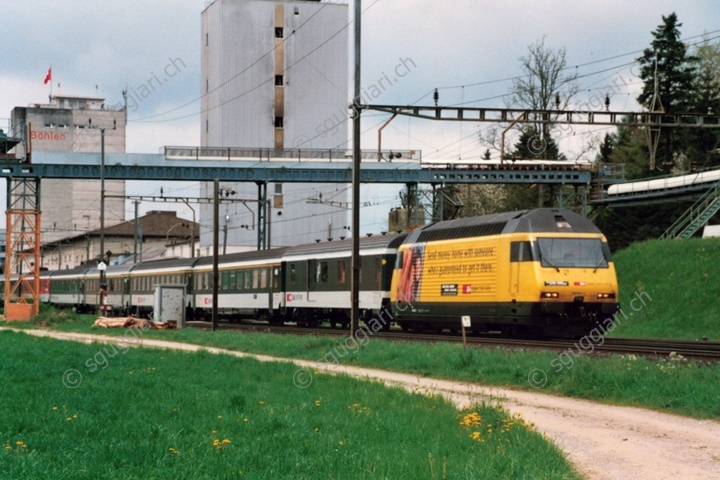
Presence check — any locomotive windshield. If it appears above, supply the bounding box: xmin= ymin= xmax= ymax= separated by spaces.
xmin=537 ymin=238 xmax=609 ymax=269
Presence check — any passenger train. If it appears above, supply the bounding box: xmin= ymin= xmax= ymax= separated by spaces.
xmin=4 ymin=208 xmax=620 ymax=338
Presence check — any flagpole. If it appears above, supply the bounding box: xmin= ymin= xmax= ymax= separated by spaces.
xmin=48 ymin=66 xmax=53 ymax=102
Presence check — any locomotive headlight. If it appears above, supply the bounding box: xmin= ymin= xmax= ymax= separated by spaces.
xmin=541 ymin=292 xmax=559 ymax=299
xmin=597 ymin=293 xmax=616 ymax=299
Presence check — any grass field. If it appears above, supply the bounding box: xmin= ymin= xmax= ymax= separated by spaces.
xmin=611 ymin=237 xmax=720 ymax=340
xmin=0 ymin=330 xmax=578 ymax=479
xmin=8 ymin=309 xmax=720 ymax=420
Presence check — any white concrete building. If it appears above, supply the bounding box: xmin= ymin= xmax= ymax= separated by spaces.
xmin=199 ymin=0 xmax=350 ymax=251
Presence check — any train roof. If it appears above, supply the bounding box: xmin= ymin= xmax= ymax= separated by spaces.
xmin=283 ymin=233 xmax=408 ymax=259
xmin=130 ymin=256 xmax=200 ymax=273
xmin=193 ymin=247 xmax=288 ymax=267
xmin=406 ymin=208 xmax=601 ymax=243
xmin=47 ymin=265 xmax=92 ymax=278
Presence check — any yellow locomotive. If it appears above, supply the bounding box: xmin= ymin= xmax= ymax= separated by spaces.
xmin=390 ymin=208 xmax=620 ymax=338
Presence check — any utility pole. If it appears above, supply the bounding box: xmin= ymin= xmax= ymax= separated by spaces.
xmin=88 ymin=117 xmax=116 ymax=288
xmin=350 ymin=0 xmax=362 ymax=336
xmin=100 ymin=126 xmax=105 ymax=287
xmin=133 ymin=200 xmax=139 ymax=263
xmin=223 ymin=213 xmax=229 ymax=255
xmin=212 ymin=179 xmax=219 ymax=331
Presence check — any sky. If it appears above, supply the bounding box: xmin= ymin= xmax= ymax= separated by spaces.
xmin=1 ymin=0 xmax=719 ymax=232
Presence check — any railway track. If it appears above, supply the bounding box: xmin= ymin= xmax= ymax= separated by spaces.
xmin=188 ymin=321 xmax=720 ymax=361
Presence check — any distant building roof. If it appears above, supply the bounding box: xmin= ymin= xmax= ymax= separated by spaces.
xmin=42 ymin=210 xmax=196 ymax=247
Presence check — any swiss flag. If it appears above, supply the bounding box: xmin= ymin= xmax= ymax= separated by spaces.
xmin=462 ymin=284 xmax=472 ymax=294
xmin=43 ymin=67 xmax=52 ymax=85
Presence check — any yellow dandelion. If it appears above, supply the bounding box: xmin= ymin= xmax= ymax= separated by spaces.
xmin=221 ymin=439 xmax=230 ymax=445
xmin=314 ymin=428 xmax=319 ymax=432
xmin=243 ymin=418 xmax=248 ymax=423
xmin=212 ymin=430 xmax=217 ymax=434
xmin=66 ymin=417 xmax=73 ymax=422
xmin=217 ymin=415 xmax=222 ymax=419
xmin=460 ymin=412 xmax=482 ymax=427
xmin=259 ymin=401 xmax=265 ymax=405
xmin=52 ymin=406 xmax=58 ymax=411
xmin=338 ymin=441 xmax=344 ymax=445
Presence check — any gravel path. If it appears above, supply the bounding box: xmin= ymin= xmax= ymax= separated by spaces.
xmin=7 ymin=327 xmax=720 ymax=480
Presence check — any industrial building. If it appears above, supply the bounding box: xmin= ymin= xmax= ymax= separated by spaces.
xmin=10 ymin=95 xmax=126 ymax=248
xmin=199 ymin=0 xmax=351 ymax=251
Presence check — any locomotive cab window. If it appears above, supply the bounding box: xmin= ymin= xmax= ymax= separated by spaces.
xmin=510 ymin=241 xmax=534 ymax=262
xmin=537 ymin=238 xmax=608 ymax=269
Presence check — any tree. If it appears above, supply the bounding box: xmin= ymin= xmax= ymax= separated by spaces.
xmin=597 ymin=133 xmax=614 ymax=163
xmin=606 ymin=116 xmax=651 ymax=180
xmin=500 ymin=128 xmax=567 ymax=209
xmin=636 ymin=13 xmax=697 ymax=171
xmin=508 ymin=127 xmax=565 ymax=161
xmin=510 ymin=37 xmax=579 ymax=141
xmin=687 ymin=36 xmax=720 ymax=168
xmin=480 ymin=37 xmax=578 ymax=159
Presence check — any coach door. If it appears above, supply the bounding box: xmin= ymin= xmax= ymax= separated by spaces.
xmin=509 ymin=241 xmax=532 ymax=296
xmin=270 ymin=266 xmax=281 ymax=313
xmin=307 ymin=259 xmax=317 ymax=302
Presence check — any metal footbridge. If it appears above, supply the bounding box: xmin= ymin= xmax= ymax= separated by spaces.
xmin=590 ymin=166 xmax=720 ymax=239
xmin=0 ymin=148 xmax=592 ymax=186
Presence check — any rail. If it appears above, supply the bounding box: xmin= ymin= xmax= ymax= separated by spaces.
xmin=190 ymin=322 xmax=720 ymax=360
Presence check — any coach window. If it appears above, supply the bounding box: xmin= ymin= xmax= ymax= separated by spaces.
xmin=375 ymin=258 xmax=381 ymax=282
xmin=245 ymin=270 xmax=252 ymax=290
xmin=252 ymin=269 xmax=259 ymax=289
xmin=273 ymin=267 xmax=280 ymax=288
xmin=337 ymin=260 xmax=346 ymax=283
xmin=319 ymin=261 xmax=328 ymax=283
xmin=260 ymin=268 xmax=268 ymax=289
xmin=290 ymin=263 xmax=296 ymax=282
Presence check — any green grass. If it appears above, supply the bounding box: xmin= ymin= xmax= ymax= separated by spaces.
xmin=612 ymin=237 xmax=720 ymax=340
xmin=0 ymin=330 xmax=577 ymax=479
xmin=1 ymin=236 xmax=718 ymax=429
xmin=6 ymin=312 xmax=719 ymax=420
